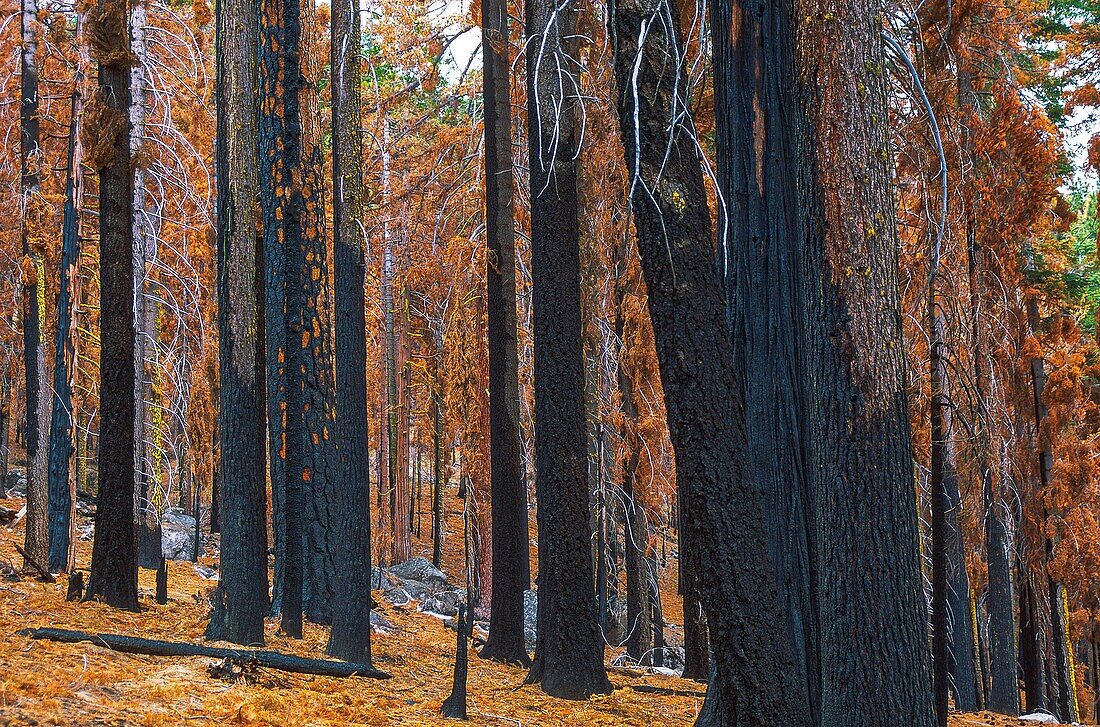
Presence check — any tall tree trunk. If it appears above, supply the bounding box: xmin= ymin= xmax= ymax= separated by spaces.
xmin=20 ymin=0 xmax=49 ymax=573
xmin=206 ymin=0 xmax=270 ymax=644
xmin=431 ymin=350 xmax=444 ymax=569
xmin=1025 ymin=296 xmax=1078 ymax=722
xmin=928 ymin=159 xmax=950 ymax=726
xmin=390 ymin=299 xmax=411 ymax=564
xmin=47 ymin=76 xmax=84 ymax=574
xmin=479 ymin=0 xmax=529 ymax=665
xmin=960 ymin=67 xmax=1018 ymax=715
xmin=0 ymin=376 xmax=10 ymax=498
xmin=678 ymin=489 xmax=709 ymax=681
xmin=613 ymin=253 xmax=651 ymax=663
xmin=131 ymin=0 xmax=161 ymax=572
xmin=794 ymin=4 xmax=935 ymax=725
xmin=710 ymin=0 xmax=816 ymax=711
xmin=524 ymin=0 xmax=610 ymax=700
xmin=84 ymin=0 xmax=138 ymax=610
xmin=1019 ymin=561 xmax=1050 ymax=714
xmin=610 ymin=0 xmax=806 ymax=723
xmin=327 ymin=0 xmax=373 ymax=661
xmin=259 ymin=0 xmax=304 ymax=635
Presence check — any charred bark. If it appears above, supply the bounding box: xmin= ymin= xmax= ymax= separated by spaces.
xmin=610 ymin=0 xmax=807 ymax=722
xmin=326 ymin=0 xmax=373 ymax=665
xmin=524 ymin=0 xmax=610 ymax=700
xmin=206 ymin=0 xmax=270 ymax=644
xmin=47 ymin=77 xmax=84 ymax=574
xmin=84 ymin=0 xmax=139 ymax=611
xmin=795 ymin=6 xmax=935 ymax=725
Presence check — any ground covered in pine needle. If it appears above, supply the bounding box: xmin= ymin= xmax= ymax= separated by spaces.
xmin=0 ymin=502 xmax=1081 ymax=726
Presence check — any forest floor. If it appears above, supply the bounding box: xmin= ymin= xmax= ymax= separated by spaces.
xmin=0 ymin=495 xmax=1082 ymax=726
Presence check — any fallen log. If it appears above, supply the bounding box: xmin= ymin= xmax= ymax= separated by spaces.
xmin=18 ymin=627 xmax=392 ymax=680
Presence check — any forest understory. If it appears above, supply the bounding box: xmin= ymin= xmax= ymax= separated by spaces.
xmin=0 ymin=486 xmax=1079 ymax=727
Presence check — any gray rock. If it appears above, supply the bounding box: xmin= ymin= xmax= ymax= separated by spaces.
xmin=389 ymin=557 xmax=448 ymax=585
xmin=6 ymin=469 xmax=26 ymax=497
xmin=161 ymin=508 xmax=200 ymax=561
xmin=420 ymin=589 xmax=460 ymax=617
xmin=524 ymin=589 xmax=537 ymax=648
xmin=371 ymin=610 xmax=395 ymax=634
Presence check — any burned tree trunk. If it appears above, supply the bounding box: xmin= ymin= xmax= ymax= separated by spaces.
xmin=326 ymin=0 xmax=373 ymax=665
xmin=794 ymin=6 xmax=936 ymax=725
xmin=206 ymin=0 xmax=270 ymax=644
xmin=478 ymin=0 xmax=530 ymax=666
xmin=47 ymin=76 xmax=85 ymax=574
xmin=524 ymin=0 xmax=610 ymax=700
xmin=610 ymin=0 xmax=806 ymax=722
xmin=20 ymin=0 xmax=49 ymax=574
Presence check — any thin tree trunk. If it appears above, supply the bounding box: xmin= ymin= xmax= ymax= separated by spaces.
xmin=0 ymin=376 xmax=10 ymax=499
xmin=84 ymin=0 xmax=138 ymax=610
xmin=131 ymin=0 xmax=161 ymax=572
xmin=20 ymin=0 xmax=49 ymax=573
xmin=432 ymin=384 xmax=444 ymax=569
xmin=47 ymin=75 xmax=84 ymax=574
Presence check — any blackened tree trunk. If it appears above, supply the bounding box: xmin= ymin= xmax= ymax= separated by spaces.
xmin=326 ymin=0 xmax=373 ymax=663
xmin=678 ymin=491 xmax=709 ymax=681
xmin=47 ymin=77 xmax=84 ymax=574
xmin=944 ymin=449 xmax=979 ymax=713
xmin=0 ymin=376 xmax=10 ymax=498
xmin=1019 ymin=563 xmax=1050 ymax=714
xmin=794 ymin=4 xmax=935 ymax=725
xmin=20 ymin=0 xmax=49 ymax=573
xmin=259 ymin=0 xmax=304 ymax=636
xmin=432 ymin=386 xmax=444 ymax=568
xmin=710 ymin=0 xmax=816 ymax=710
xmin=479 ymin=0 xmax=529 ymax=666
xmin=84 ymin=0 xmax=138 ymax=611
xmin=299 ymin=18 xmax=340 ymax=622
xmin=206 ymin=0 xmax=270 ymax=644
xmin=610 ymin=0 xmax=805 ymax=723
xmin=612 ymin=251 xmax=654 ymax=663
xmin=930 ymin=306 xmax=954 ymax=726
xmin=1025 ymin=297 xmax=1078 ymax=722
xmin=524 ymin=0 xmax=610 ymax=700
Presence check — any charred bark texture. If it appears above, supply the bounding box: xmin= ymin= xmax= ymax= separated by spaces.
xmin=794 ymin=5 xmax=936 ymax=725
xmin=47 ymin=78 xmax=84 ymax=574
xmin=479 ymin=0 xmax=530 ymax=666
xmin=524 ymin=0 xmax=611 ymax=700
xmin=84 ymin=0 xmax=139 ymax=611
xmin=20 ymin=0 xmax=49 ymax=573
xmin=206 ymin=0 xmax=270 ymax=644
xmin=610 ymin=0 xmax=807 ymax=722
xmin=711 ymin=0 xmax=816 ymax=710
xmin=326 ymin=0 xmax=373 ymax=663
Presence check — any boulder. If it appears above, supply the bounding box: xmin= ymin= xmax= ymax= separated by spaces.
xmin=523 ymin=589 xmax=537 ymax=648
xmin=6 ymin=469 xmax=26 ymax=498
xmin=161 ymin=508 xmax=200 ymax=561
xmin=420 ymin=589 xmax=461 ymax=617
xmin=370 ymin=610 xmax=395 ymax=634
xmin=388 ymin=557 xmax=448 ymax=585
